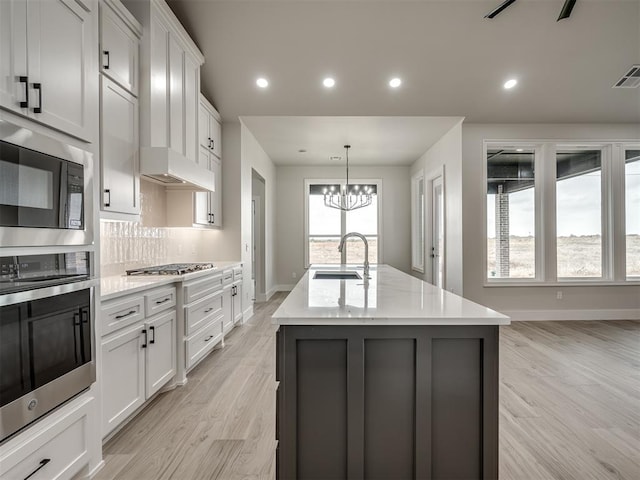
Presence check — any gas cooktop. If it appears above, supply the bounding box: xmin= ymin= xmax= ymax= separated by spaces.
xmin=126 ymin=263 xmax=216 ymax=276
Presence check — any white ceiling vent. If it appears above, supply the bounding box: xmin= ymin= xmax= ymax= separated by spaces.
xmin=613 ymin=65 xmax=640 ymax=88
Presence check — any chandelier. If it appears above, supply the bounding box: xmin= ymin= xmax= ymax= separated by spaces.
xmin=323 ymin=145 xmax=373 ymax=211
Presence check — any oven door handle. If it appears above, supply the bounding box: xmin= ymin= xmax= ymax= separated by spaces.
xmin=23 ymin=458 xmax=51 ymax=480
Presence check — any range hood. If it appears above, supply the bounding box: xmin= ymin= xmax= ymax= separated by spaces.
xmin=140 ymin=147 xmax=215 ymax=192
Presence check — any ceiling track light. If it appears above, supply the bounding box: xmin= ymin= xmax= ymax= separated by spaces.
xmin=484 ymin=0 xmax=517 ymax=19
xmin=557 ymin=0 xmax=577 ymax=21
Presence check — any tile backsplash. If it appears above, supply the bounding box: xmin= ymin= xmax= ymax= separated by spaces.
xmin=100 ymin=180 xmax=223 ymax=276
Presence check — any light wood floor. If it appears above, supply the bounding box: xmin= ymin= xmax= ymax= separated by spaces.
xmin=97 ymin=294 xmax=640 ymax=480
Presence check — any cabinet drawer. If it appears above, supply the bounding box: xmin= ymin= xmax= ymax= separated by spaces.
xmin=183 ymin=273 xmax=223 ymax=304
xmin=185 ymin=317 xmax=222 ymax=370
xmin=185 ymin=289 xmax=223 ymax=336
xmin=222 ymin=270 xmax=233 ymax=285
xmin=145 ymin=286 xmax=176 ymax=317
xmin=233 ymin=266 xmax=243 ymax=281
xmin=102 ymin=295 xmax=144 ymax=336
xmin=0 ymin=397 xmax=92 ymax=480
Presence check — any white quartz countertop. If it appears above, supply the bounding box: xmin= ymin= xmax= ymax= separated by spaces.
xmin=101 ymin=261 xmax=242 ymax=301
xmin=272 ymin=264 xmax=510 ymax=326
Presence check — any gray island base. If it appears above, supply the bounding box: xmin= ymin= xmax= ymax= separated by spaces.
xmin=272 ymin=265 xmax=510 ymax=480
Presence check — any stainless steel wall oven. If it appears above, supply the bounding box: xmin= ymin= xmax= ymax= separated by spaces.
xmin=0 ymin=251 xmax=96 ymax=443
xmin=0 ymin=119 xmax=93 ymax=247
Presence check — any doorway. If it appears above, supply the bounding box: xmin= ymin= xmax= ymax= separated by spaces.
xmin=430 ymin=174 xmax=445 ymax=288
xmin=251 ymin=170 xmax=266 ymax=302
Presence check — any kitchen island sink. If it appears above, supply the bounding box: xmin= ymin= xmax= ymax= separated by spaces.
xmin=272 ymin=264 xmax=509 ymax=480
xmin=312 ymin=270 xmax=361 ymax=280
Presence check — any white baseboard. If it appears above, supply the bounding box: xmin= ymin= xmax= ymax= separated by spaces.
xmin=275 ymin=284 xmax=294 ymax=292
xmin=243 ymin=305 xmax=254 ymax=320
xmin=88 ymin=460 xmax=105 ymax=479
xmin=265 ymin=287 xmax=279 ymax=301
xmin=503 ymin=309 xmax=640 ymax=321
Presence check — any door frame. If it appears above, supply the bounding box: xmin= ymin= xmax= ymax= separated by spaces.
xmin=426 ymin=166 xmax=446 ymax=288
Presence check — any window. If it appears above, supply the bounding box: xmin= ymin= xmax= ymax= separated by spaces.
xmin=556 ymin=149 xmax=603 ymax=278
xmin=626 ymin=149 xmax=640 ymax=278
xmin=411 ymin=171 xmax=425 ymax=272
xmin=305 ymin=180 xmax=380 ymax=267
xmin=484 ymin=141 xmax=638 ymax=285
xmin=486 ymin=147 xmax=536 ymax=279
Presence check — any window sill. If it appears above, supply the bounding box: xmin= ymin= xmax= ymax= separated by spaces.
xmin=484 ymin=280 xmax=640 ymax=287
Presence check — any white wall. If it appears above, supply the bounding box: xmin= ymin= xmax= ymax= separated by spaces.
xmin=240 ymin=122 xmax=277 ymax=306
xmin=410 ymin=122 xmax=464 ymax=295
xmin=462 ymin=123 xmax=640 ymax=319
xmin=275 ymin=165 xmax=411 ymax=288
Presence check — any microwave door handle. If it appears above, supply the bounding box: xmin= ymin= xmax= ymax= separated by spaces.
xmin=59 ymin=161 xmax=68 ymax=228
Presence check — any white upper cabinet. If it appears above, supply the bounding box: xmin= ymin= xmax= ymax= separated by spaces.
xmin=199 ymin=94 xmax=221 ymax=160
xmin=100 ymin=76 xmax=139 ymax=215
xmin=0 ymin=0 xmax=95 ymax=142
xmin=100 ymin=0 xmax=141 ymax=95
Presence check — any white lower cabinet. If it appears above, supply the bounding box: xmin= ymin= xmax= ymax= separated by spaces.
xmin=101 ymin=323 xmax=145 ymax=436
xmin=101 ymin=286 xmax=176 ymax=438
xmin=145 ymin=309 xmax=176 ymax=397
xmin=0 ymin=396 xmax=93 ymax=480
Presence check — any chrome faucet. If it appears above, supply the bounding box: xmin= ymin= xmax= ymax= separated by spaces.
xmin=338 ymin=232 xmax=370 ymax=278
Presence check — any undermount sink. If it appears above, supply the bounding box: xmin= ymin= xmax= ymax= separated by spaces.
xmin=313 ymin=271 xmax=362 ymax=280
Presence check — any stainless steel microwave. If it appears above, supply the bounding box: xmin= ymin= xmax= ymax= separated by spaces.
xmin=0 ymin=119 xmax=93 ymax=247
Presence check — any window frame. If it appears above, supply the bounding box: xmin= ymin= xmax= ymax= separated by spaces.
xmin=483 ymin=142 xmax=543 ymax=284
xmin=411 ymin=170 xmax=425 ymax=273
xmin=304 ymin=178 xmax=383 ymax=269
xmin=483 ymin=140 xmax=639 ymax=287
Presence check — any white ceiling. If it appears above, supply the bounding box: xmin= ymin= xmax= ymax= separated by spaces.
xmin=168 ymin=0 xmax=640 ymax=124
xmin=240 ymin=116 xmax=462 ymax=165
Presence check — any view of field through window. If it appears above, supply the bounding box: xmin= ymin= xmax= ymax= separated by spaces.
xmin=626 ymin=150 xmax=640 ymax=277
xmin=308 ymin=184 xmax=378 ymax=265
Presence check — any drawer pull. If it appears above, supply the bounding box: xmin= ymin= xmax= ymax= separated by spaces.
xmin=204 ymin=307 xmax=214 ymax=313
xmin=155 ymin=297 xmax=171 ymax=305
xmin=204 ymin=335 xmax=214 ymax=342
xmin=115 ymin=309 xmax=137 ymax=319
xmin=24 ymin=459 xmax=50 ymax=480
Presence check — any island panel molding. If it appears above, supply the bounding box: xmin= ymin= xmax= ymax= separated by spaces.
xmin=275 ymin=324 xmax=499 ymax=480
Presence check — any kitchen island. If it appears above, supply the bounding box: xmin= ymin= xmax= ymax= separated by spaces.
xmin=272 ymin=264 xmax=510 ymax=480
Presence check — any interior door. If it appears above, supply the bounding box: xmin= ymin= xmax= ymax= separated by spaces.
xmin=431 ymin=176 xmax=445 ymax=288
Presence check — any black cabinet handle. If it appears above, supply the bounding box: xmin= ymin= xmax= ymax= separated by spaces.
xmin=211 ymin=139 xmax=215 ymax=150
xmin=19 ymin=76 xmax=28 ymax=108
xmin=141 ymin=329 xmax=147 ymax=348
xmin=23 ymin=459 xmax=51 ymax=480
xmin=149 ymin=325 xmax=155 ymax=344
xmin=155 ymin=297 xmax=171 ymax=305
xmin=204 ymin=307 xmax=214 ymax=313
xmin=104 ymin=189 xmax=111 ymax=207
xmin=103 ymin=50 xmax=110 ymax=69
xmin=212 ymin=213 xmax=215 ymax=224
xmin=33 ymin=82 xmax=42 ymax=113
xmin=115 ymin=309 xmax=136 ymax=319
xmin=204 ymin=335 xmax=214 ymax=342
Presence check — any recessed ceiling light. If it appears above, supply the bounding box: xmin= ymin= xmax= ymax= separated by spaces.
xmin=330 ymin=156 xmax=341 ymax=161
xmin=256 ymin=77 xmax=269 ymax=88
xmin=298 ymin=149 xmax=307 ymax=153
xmin=389 ymin=77 xmax=402 ymax=88
xmin=323 ymin=77 xmax=336 ymax=88
xmin=504 ymin=78 xmax=518 ymax=89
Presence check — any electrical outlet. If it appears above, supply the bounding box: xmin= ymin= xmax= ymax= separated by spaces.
xmin=556 ymin=290 xmax=563 ymax=300
xmin=292 ymin=272 xmax=297 ymax=279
